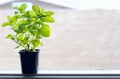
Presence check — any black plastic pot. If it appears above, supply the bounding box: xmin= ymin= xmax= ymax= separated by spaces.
xmin=19 ymin=49 xmax=39 ymax=74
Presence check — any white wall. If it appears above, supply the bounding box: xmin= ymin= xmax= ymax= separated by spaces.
xmin=41 ymin=0 xmax=120 ymax=10
xmin=1 ymin=9 xmax=120 ymax=69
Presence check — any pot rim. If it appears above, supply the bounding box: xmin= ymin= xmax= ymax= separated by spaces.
xmin=19 ymin=49 xmax=40 ymax=53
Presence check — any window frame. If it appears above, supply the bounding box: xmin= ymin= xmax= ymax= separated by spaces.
xmin=0 ymin=70 xmax=120 ymax=79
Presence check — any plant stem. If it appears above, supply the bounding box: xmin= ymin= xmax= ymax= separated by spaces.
xmin=27 ymin=44 xmax=30 ymax=50
xmin=13 ymin=39 xmax=26 ymax=50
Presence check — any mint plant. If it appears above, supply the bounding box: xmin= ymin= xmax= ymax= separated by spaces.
xmin=2 ymin=4 xmax=55 ymax=52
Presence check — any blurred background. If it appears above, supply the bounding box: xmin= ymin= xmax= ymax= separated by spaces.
xmin=1 ymin=0 xmax=120 ymax=70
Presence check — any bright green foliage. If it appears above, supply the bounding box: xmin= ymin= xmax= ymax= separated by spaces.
xmin=2 ymin=4 xmax=55 ymax=52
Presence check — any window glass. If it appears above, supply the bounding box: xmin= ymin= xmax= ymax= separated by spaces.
xmin=0 ymin=0 xmax=120 ymax=70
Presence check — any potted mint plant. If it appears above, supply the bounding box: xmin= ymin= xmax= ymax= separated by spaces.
xmin=2 ymin=4 xmax=54 ymax=74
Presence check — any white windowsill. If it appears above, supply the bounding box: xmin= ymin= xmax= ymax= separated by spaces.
xmin=0 ymin=70 xmax=120 ymax=79
xmin=0 ymin=69 xmax=120 ymax=74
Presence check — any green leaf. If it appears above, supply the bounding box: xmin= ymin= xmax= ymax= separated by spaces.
xmin=28 ymin=11 xmax=36 ymax=18
xmin=31 ymin=18 xmax=37 ymax=22
xmin=10 ymin=15 xmax=18 ymax=24
xmin=7 ymin=16 xmax=11 ymax=21
xmin=43 ymin=11 xmax=54 ymax=16
xmin=36 ymin=32 xmax=42 ymax=39
xmin=15 ymin=11 xmax=19 ymax=14
xmin=17 ymin=33 xmax=24 ymax=40
xmin=11 ymin=25 xmax=19 ymax=33
xmin=32 ymin=5 xmax=40 ymax=14
xmin=5 ymin=34 xmax=13 ymax=39
xmin=15 ymin=14 xmax=22 ymax=18
xmin=35 ymin=20 xmax=42 ymax=24
xmin=13 ymin=6 xmax=20 ymax=11
xmin=20 ymin=37 xmax=28 ymax=46
xmin=42 ymin=16 xmax=55 ymax=23
xmin=40 ymin=9 xmax=45 ymax=14
xmin=31 ymin=39 xmax=40 ymax=48
xmin=2 ymin=22 xmax=10 ymax=27
xmin=20 ymin=4 xmax=27 ymax=10
xmin=18 ymin=20 xmax=29 ymax=25
xmin=11 ymin=15 xmax=17 ymax=20
xmin=32 ymin=25 xmax=39 ymax=30
xmin=30 ymin=29 xmax=36 ymax=36
xmin=39 ymin=24 xmax=50 ymax=37
xmin=18 ymin=24 xmax=26 ymax=33
xmin=20 ymin=40 xmax=27 ymax=47
xmin=20 ymin=4 xmax=27 ymax=14
xmin=15 ymin=45 xmax=20 ymax=49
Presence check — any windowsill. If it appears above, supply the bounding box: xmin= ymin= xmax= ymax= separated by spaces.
xmin=0 ymin=69 xmax=120 ymax=74
xmin=0 ymin=70 xmax=120 ymax=79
